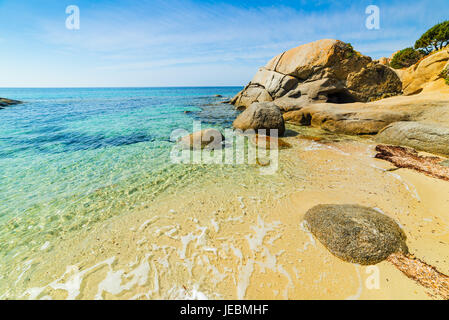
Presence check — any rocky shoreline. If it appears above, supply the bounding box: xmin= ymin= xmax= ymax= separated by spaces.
xmin=5 ymin=39 xmax=449 ymax=300
xmin=0 ymin=97 xmax=22 ymax=109
xmin=215 ymin=39 xmax=449 ymax=298
xmin=228 ymin=39 xmax=449 ymax=154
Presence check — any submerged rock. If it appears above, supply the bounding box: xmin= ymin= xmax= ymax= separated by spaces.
xmin=233 ymin=102 xmax=285 ymax=136
xmin=250 ymin=134 xmax=292 ymax=150
xmin=304 ymin=204 xmax=408 ymax=265
xmin=178 ymin=128 xmax=224 ymax=150
xmin=231 ymin=39 xmax=402 ymax=110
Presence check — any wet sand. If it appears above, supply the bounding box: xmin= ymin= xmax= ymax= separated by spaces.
xmin=4 ymin=125 xmax=449 ymax=300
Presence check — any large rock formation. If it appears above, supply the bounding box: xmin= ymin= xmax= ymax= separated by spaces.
xmin=283 ymin=90 xmax=449 ymax=136
xmin=233 ymin=102 xmax=285 ymax=136
xmin=304 ymin=204 xmax=408 ymax=265
xmin=231 ymin=39 xmax=402 ymax=111
xmin=400 ymin=49 xmax=449 ymax=95
xmin=230 ymin=40 xmax=449 ymax=157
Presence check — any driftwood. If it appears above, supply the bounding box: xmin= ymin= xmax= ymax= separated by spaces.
xmin=375 ymin=145 xmax=449 ymax=181
xmin=387 ymin=253 xmax=449 ymax=300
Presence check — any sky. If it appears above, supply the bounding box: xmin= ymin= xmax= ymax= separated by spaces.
xmin=0 ymin=0 xmax=447 ymax=87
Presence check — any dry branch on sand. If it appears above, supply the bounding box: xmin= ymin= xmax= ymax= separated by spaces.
xmin=375 ymin=144 xmax=449 ymax=181
xmin=387 ymin=253 xmax=449 ymax=300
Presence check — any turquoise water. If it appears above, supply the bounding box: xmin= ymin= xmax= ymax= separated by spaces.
xmin=0 ymin=87 xmax=241 ymax=264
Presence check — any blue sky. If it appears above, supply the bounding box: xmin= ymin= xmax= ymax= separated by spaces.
xmin=0 ymin=0 xmax=447 ymax=87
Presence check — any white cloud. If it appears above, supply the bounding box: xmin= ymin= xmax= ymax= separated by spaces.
xmin=2 ymin=0 xmax=448 ymax=86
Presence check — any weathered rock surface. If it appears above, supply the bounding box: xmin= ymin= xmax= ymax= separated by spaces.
xmin=233 ymin=102 xmax=285 ymax=136
xmin=304 ymin=204 xmax=408 ymax=265
xmin=0 ymin=98 xmax=22 ymax=108
xmin=231 ymin=85 xmax=273 ymax=111
xmin=400 ymin=49 xmax=449 ymax=95
xmin=377 ymin=57 xmax=391 ymax=66
xmin=284 ymin=103 xmax=410 ymax=135
xmin=376 ymin=121 xmax=449 ymax=156
xmin=346 ymin=63 xmax=402 ymax=101
xmin=231 ymin=39 xmax=402 ymax=111
xmin=283 ymin=90 xmax=449 ymax=136
xmin=178 ymin=129 xmax=224 ymax=150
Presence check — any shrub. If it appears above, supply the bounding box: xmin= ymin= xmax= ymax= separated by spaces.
xmin=415 ymin=21 xmax=449 ymax=54
xmin=439 ymin=68 xmax=449 ymax=85
xmin=343 ymin=43 xmax=363 ymax=59
xmin=390 ymin=48 xmax=422 ymax=69
xmin=345 ymin=43 xmax=355 ymax=58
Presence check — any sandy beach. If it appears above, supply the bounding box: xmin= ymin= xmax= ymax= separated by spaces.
xmin=3 ymin=1 xmax=449 ymax=305
xmin=3 ymin=124 xmax=447 ymax=300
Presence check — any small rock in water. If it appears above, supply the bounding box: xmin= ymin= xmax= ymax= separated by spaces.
xmin=298 ymin=135 xmax=324 ymax=142
xmin=250 ymin=134 xmax=292 ymax=150
xmin=304 ymin=204 xmax=408 ymax=265
xmin=0 ymin=98 xmax=22 ymax=107
xmin=178 ymin=128 xmax=224 ymax=150
xmin=233 ymin=102 xmax=286 ymax=136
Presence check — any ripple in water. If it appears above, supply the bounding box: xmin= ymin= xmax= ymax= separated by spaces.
xmin=0 ymin=87 xmax=245 ymax=281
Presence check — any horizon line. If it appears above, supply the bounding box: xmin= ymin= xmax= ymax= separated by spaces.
xmin=0 ymin=85 xmax=245 ymax=89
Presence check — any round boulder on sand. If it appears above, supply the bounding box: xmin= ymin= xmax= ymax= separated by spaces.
xmin=233 ymin=102 xmax=285 ymax=136
xmin=304 ymin=204 xmax=408 ymax=265
xmin=178 ymin=128 xmax=224 ymax=150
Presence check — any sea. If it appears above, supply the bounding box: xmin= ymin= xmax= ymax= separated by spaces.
xmin=0 ymin=87 xmax=255 ymax=298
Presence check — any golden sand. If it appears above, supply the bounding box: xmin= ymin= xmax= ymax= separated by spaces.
xmin=5 ymin=125 xmax=449 ymax=300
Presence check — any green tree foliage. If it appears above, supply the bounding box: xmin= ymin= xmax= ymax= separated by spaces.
xmin=439 ymin=68 xmax=449 ymax=85
xmin=390 ymin=48 xmax=423 ymax=69
xmin=415 ymin=21 xmax=449 ymax=54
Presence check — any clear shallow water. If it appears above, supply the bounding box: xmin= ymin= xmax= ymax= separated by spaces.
xmin=0 ymin=87 xmax=241 ymax=264
xmin=2 ymin=88 xmax=422 ymax=300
